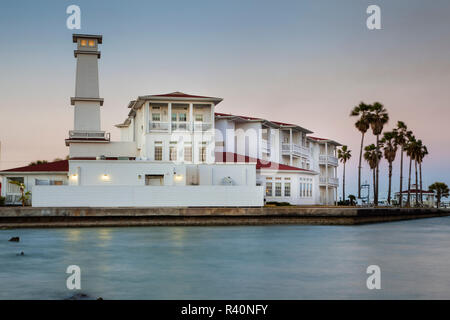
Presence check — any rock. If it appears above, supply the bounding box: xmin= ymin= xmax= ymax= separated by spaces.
xmin=66 ymin=293 xmax=90 ymax=300
xmin=9 ymin=237 xmax=20 ymax=242
xmin=16 ymin=251 xmax=24 ymax=256
xmin=97 ymin=297 xmax=103 ymax=300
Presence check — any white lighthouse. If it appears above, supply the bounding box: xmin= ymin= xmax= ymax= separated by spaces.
xmin=66 ymin=34 xmax=109 ymax=147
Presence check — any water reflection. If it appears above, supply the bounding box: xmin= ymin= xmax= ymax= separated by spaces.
xmin=1 ymin=217 xmax=450 ymax=299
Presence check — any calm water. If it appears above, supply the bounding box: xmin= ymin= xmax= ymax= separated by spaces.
xmin=1 ymin=217 xmax=450 ymax=299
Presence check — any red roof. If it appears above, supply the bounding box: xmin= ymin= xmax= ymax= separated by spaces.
xmin=0 ymin=160 xmax=69 ymax=173
xmin=215 ymin=112 xmax=305 ymax=129
xmin=398 ymin=189 xmax=434 ymax=194
xmin=215 ymin=152 xmax=314 ymax=172
xmin=148 ymin=92 xmax=221 ymax=100
xmin=308 ymin=136 xmax=329 ymax=141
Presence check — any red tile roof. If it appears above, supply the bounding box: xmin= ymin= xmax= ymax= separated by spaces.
xmin=151 ymin=92 xmax=219 ymax=99
xmin=308 ymin=136 xmax=329 ymax=141
xmin=0 ymin=160 xmax=69 ymax=173
xmin=215 ymin=152 xmax=314 ymax=172
xmin=215 ymin=113 xmax=306 ymax=129
xmin=398 ymin=189 xmax=434 ymax=194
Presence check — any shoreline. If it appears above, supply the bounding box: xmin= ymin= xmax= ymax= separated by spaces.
xmin=0 ymin=206 xmax=449 ymax=228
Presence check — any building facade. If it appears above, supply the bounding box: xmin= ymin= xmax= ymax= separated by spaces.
xmin=0 ymin=33 xmax=343 ymax=207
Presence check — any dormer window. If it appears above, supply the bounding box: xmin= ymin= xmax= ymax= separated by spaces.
xmin=88 ymin=40 xmax=95 ymax=47
xmin=80 ymin=39 xmax=87 ymax=47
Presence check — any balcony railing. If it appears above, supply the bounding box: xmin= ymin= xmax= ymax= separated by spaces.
xmin=69 ymin=130 xmax=110 ymax=140
xmin=281 ymin=143 xmax=309 ymax=157
xmin=319 ymin=155 xmax=338 ymax=166
xmin=171 ymin=121 xmax=190 ymax=131
xmin=149 ymin=122 xmax=169 ymax=131
xmin=193 ymin=122 xmax=213 ymax=132
xmin=149 ymin=121 xmax=213 ymax=132
xmin=319 ymin=177 xmax=339 ymax=186
xmin=261 ymin=140 xmax=271 ymax=154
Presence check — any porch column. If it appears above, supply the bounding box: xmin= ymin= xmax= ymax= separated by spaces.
xmin=289 ymin=128 xmax=293 ymax=166
xmin=189 ymin=103 xmax=193 ymax=133
xmin=168 ymin=102 xmax=172 ymax=134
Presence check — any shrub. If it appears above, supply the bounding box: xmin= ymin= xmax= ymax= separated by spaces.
xmin=0 ymin=196 xmax=5 ymax=206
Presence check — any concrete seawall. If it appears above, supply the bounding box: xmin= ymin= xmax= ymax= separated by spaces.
xmin=0 ymin=207 xmax=449 ymax=228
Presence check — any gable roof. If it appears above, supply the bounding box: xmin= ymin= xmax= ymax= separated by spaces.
xmin=215 ymin=152 xmax=316 ymax=173
xmin=215 ymin=112 xmax=313 ymax=133
xmin=0 ymin=160 xmax=69 ymax=173
xmin=308 ymin=136 xmax=342 ymax=146
xmin=138 ymin=91 xmax=223 ymax=104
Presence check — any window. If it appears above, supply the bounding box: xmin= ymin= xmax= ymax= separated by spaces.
xmin=7 ymin=177 xmax=24 ymax=193
xmin=154 ymin=146 xmax=163 ymax=161
xmin=184 ymin=146 xmax=192 ymax=162
xmin=275 ymin=183 xmax=282 ymax=197
xmin=80 ymin=39 xmax=87 ymax=46
xmin=152 ymin=113 xmax=161 ymax=121
xmin=145 ymin=175 xmax=164 ymax=186
xmin=35 ymin=179 xmax=64 ymax=186
xmin=169 ymin=146 xmax=177 ymax=161
xmin=88 ymin=40 xmax=95 ymax=47
xmin=266 ymin=183 xmax=273 ymax=197
xmin=284 ymin=183 xmax=291 ymax=197
xmin=195 ymin=114 xmax=203 ymax=122
xmin=171 ymin=113 xmax=177 ymax=121
xmin=179 ymin=113 xmax=187 ymax=122
xmin=199 ymin=146 xmax=207 ymax=162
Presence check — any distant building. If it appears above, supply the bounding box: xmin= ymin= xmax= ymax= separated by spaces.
xmin=395 ymin=184 xmax=435 ymax=207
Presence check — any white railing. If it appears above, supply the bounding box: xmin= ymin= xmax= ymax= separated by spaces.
xmin=171 ymin=121 xmax=190 ymax=131
xmin=149 ymin=122 xmax=213 ymax=132
xmin=69 ymin=130 xmax=110 ymax=140
xmin=149 ymin=122 xmax=169 ymax=131
xmin=261 ymin=140 xmax=271 ymax=154
xmin=281 ymin=143 xmax=309 ymax=157
xmin=193 ymin=122 xmax=212 ymax=132
xmin=319 ymin=177 xmax=339 ymax=186
xmin=319 ymin=155 xmax=338 ymax=166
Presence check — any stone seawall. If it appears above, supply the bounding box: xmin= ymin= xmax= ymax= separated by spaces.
xmin=0 ymin=207 xmax=449 ymax=228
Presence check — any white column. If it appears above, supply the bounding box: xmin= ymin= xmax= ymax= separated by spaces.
xmin=289 ymin=128 xmax=293 ymax=166
xmin=189 ymin=103 xmax=193 ymax=132
xmin=325 ymin=142 xmax=328 ymax=204
xmin=210 ymin=103 xmax=215 ymax=163
xmin=168 ymin=102 xmax=172 ymax=133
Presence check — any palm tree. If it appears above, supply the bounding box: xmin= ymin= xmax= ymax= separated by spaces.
xmin=364 ymin=144 xmax=381 ymax=204
xmin=380 ymin=131 xmax=398 ymax=204
xmin=394 ymin=122 xmax=410 ymax=207
xmin=417 ymin=140 xmax=428 ymax=205
xmin=429 ymin=182 xmax=449 ymax=208
xmin=348 ymin=194 xmax=356 ymax=206
xmin=350 ymin=102 xmax=371 ymax=199
xmin=405 ymin=134 xmax=417 ymax=206
xmin=337 ymin=145 xmax=352 ymax=202
xmin=367 ymin=102 xmax=389 ymax=206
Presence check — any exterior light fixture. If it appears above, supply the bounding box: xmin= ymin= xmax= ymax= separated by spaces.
xmin=101 ymin=174 xmax=110 ymax=181
xmin=174 ymin=174 xmax=183 ymax=182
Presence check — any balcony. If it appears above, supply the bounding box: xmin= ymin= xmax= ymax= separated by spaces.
xmin=261 ymin=139 xmax=271 ymax=154
xmin=319 ymin=155 xmax=338 ymax=166
xmin=319 ymin=177 xmax=339 ymax=186
xmin=193 ymin=122 xmax=213 ymax=132
xmin=68 ymin=130 xmax=110 ymax=141
xmin=281 ymin=143 xmax=309 ymax=157
xmin=149 ymin=121 xmax=213 ymax=132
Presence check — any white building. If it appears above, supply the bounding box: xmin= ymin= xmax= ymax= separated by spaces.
xmin=0 ymin=33 xmax=342 ymax=207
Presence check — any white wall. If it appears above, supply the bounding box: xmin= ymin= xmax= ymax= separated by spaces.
xmin=70 ymin=142 xmax=137 ymax=158
xmin=68 ymin=160 xmax=257 ymax=188
xmin=32 ymin=185 xmax=264 ymax=207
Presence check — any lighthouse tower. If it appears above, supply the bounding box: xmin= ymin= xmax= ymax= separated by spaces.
xmin=66 ymin=34 xmax=109 ymax=146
